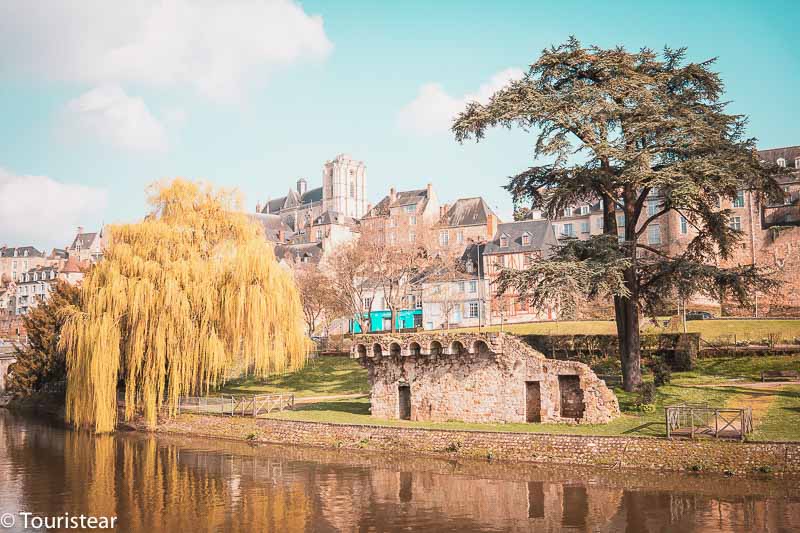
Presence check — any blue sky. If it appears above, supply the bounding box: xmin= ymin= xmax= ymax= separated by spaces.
xmin=1 ymin=0 xmax=798 ymax=249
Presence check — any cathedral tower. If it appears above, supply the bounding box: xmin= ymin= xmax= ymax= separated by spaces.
xmin=322 ymin=154 xmax=366 ymax=219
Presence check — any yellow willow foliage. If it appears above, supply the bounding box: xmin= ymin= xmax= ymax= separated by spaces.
xmin=60 ymin=179 xmax=309 ymax=433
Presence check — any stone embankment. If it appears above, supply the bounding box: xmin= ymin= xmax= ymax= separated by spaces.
xmin=152 ymin=413 xmax=800 ymax=476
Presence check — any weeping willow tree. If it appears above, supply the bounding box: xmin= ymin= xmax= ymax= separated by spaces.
xmin=60 ymin=179 xmax=309 ymax=433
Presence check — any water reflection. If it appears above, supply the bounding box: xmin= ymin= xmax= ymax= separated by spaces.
xmin=0 ymin=411 xmax=798 ymax=532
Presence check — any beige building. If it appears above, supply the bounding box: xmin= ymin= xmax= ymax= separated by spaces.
xmin=0 ymin=246 xmax=49 ymax=283
xmin=434 ymin=197 xmax=499 ymax=252
xmin=67 ymin=227 xmax=105 ymax=264
xmin=12 ymin=255 xmax=84 ymax=315
xmin=361 ymin=183 xmax=440 ymax=246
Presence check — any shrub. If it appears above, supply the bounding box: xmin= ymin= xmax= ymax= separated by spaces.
xmin=639 ymin=382 xmax=657 ymax=405
xmin=649 ymin=357 xmax=672 ymax=387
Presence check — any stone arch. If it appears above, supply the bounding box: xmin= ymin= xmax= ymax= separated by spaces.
xmin=409 ymin=341 xmax=421 ymax=356
xmin=389 ymin=342 xmax=402 ymax=357
xmin=372 ymin=343 xmax=383 ymax=357
xmin=355 ymin=344 xmax=367 ymax=357
xmin=471 ymin=339 xmax=491 ymax=355
xmin=449 ymin=341 xmax=465 ymax=355
xmin=429 ymin=340 xmax=442 ymax=356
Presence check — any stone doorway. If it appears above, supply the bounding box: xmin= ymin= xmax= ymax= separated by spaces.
xmin=525 ymin=381 xmax=541 ymax=423
xmin=398 ymin=385 xmax=411 ymax=420
xmin=558 ymin=375 xmax=585 ymax=419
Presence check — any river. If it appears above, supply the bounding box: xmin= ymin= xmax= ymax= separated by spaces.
xmin=0 ymin=411 xmax=797 ymax=532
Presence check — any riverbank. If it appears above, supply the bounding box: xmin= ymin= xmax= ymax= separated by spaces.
xmin=147 ymin=412 xmax=800 ymax=476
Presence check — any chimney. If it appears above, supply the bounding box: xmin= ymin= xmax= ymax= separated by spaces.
xmin=426 ymin=182 xmax=433 ymax=197
xmin=486 ymin=213 xmax=497 ymax=239
xmin=439 ymin=203 xmax=450 ymax=219
xmin=256 ymin=202 xmax=262 ymax=213
xmin=296 ymin=178 xmax=307 ymax=196
xmin=366 ymin=203 xmax=373 ymax=215
xmin=77 ymin=226 xmax=84 ymax=235
xmin=389 ymin=187 xmax=397 ymax=204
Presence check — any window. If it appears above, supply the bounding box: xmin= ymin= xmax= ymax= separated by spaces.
xmin=777 ymin=158 xmax=786 ymax=168
xmin=456 ymin=231 xmax=464 ymax=244
xmin=580 ymin=221 xmax=590 ymax=234
xmin=648 ymin=200 xmax=659 ymax=216
xmin=409 ymin=215 xmax=416 ymax=226
xmin=563 ymin=207 xmax=573 ymax=217
xmin=795 ymin=157 xmax=800 ymax=170
xmin=579 ymin=205 xmax=589 ymax=215
xmin=350 ymin=181 xmax=355 ymax=198
xmin=499 ymin=235 xmax=509 ymax=247
xmin=389 ymin=218 xmax=397 ymax=228
xmin=388 ymin=232 xmax=396 ymax=245
xmin=408 ymin=231 xmax=415 ymax=241
xmin=524 ymin=253 xmax=534 ymax=266
xmin=562 ymin=223 xmax=575 ymax=237
xmin=468 ymin=280 xmax=477 ymax=293
xmin=616 ymin=214 xmax=625 ymax=228
xmin=521 ymin=233 xmax=531 ymax=246
xmin=648 ymin=187 xmax=659 ymax=197
xmin=680 ymin=216 xmax=688 ymax=235
xmin=315 ymin=229 xmax=323 ymax=241
xmin=596 ymin=218 xmax=604 ymax=230
xmin=467 ymin=301 xmax=479 ymax=318
xmin=647 ymin=223 xmax=661 ymax=245
xmin=457 ymin=281 xmax=465 ymax=292
xmin=439 ymin=231 xmax=449 ymax=246
xmin=733 ymin=190 xmax=745 ymax=208
xmin=404 ymin=204 xmax=416 ymax=214
xmin=730 ymin=216 xmax=741 ymax=231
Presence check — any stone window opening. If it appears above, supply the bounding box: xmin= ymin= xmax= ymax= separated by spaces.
xmin=398 ymin=384 xmax=411 ymax=420
xmin=558 ymin=375 xmax=585 ymax=419
xmin=450 ymin=341 xmax=464 ymax=355
xmin=372 ymin=344 xmax=383 ymax=357
xmin=355 ymin=344 xmax=367 ymax=357
xmin=525 ymin=381 xmax=541 ymax=422
xmin=390 ymin=342 xmax=402 ymax=357
xmin=471 ymin=340 xmax=490 ymax=355
xmin=429 ymin=341 xmax=442 ymax=356
xmin=409 ymin=342 xmax=421 ymax=356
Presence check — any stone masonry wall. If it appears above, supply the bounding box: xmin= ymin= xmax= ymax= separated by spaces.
xmin=353 ymin=333 xmax=619 ymax=425
xmin=156 ymin=414 xmax=800 ymax=476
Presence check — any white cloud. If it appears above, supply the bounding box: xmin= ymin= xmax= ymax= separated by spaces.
xmin=397 ymin=67 xmax=525 ymax=136
xmin=0 ymin=0 xmax=332 ymax=101
xmin=0 ymin=168 xmax=107 ymax=249
xmin=61 ymin=86 xmax=169 ymax=153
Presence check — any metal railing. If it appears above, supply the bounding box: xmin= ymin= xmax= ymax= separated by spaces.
xmin=177 ymin=393 xmax=295 ymax=417
xmin=665 ymin=404 xmax=753 ymax=441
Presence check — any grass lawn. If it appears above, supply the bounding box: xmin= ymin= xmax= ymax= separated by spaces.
xmin=447 ymin=319 xmax=800 ymax=344
xmin=248 ymin=354 xmax=800 ymax=441
xmin=218 ymin=356 xmax=368 ymax=398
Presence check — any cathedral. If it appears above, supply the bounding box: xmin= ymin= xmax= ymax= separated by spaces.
xmin=259 ymin=154 xmax=367 ymax=232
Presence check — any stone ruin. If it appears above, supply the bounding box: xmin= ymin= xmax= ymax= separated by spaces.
xmin=351 ymin=332 xmax=619 ymax=424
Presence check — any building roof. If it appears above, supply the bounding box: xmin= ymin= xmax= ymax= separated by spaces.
xmin=483 ymin=219 xmax=558 ymax=256
xmin=70 ymin=232 xmax=98 ymax=251
xmin=366 ymin=188 xmax=429 ymax=217
xmin=273 ymin=242 xmax=324 ymax=265
xmin=49 ymin=248 xmax=68 ymax=259
xmin=247 ymin=213 xmax=293 ymax=242
xmin=61 ymin=255 xmax=82 ymax=274
xmin=758 ymin=146 xmax=800 ymax=166
xmin=440 ymin=197 xmax=495 ymax=227
xmin=312 ymin=210 xmax=359 ymax=227
xmin=0 ymin=246 xmax=44 ymax=258
xmin=263 ymin=186 xmax=324 ymax=214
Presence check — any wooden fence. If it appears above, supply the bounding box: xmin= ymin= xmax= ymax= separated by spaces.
xmin=665 ymin=404 xmax=753 ymax=441
xmin=178 ymin=393 xmax=295 ymax=417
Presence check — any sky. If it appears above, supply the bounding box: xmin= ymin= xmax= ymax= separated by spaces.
xmin=0 ymin=0 xmax=798 ymax=249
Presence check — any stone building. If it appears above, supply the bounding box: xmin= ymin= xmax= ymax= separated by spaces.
xmin=434 ymin=197 xmax=499 ymax=252
xmin=67 ymin=227 xmax=105 ymax=264
xmin=352 ymin=332 xmax=619 ymax=424
xmin=0 ymin=246 xmax=48 ymax=282
xmin=12 ymin=256 xmax=84 ymax=315
xmin=360 ymin=184 xmax=440 ymax=246
xmin=260 ymin=154 xmax=367 ymax=233
xmin=482 ymin=219 xmax=560 ymax=324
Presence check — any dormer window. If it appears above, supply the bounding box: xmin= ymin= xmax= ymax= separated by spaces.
xmin=499 ymin=234 xmax=509 ymax=248
xmin=578 ymin=205 xmax=589 ymax=215
xmin=777 ymin=158 xmax=786 ymax=168
xmin=795 ymin=157 xmax=800 ymax=169
xmin=521 ymin=232 xmax=531 ymax=246
xmin=563 ymin=207 xmax=573 ymax=217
